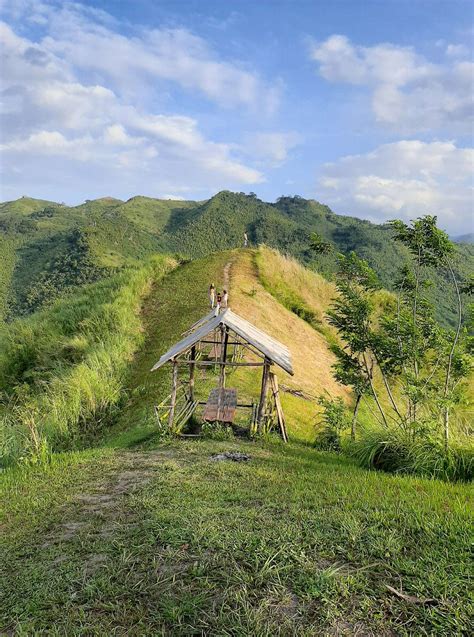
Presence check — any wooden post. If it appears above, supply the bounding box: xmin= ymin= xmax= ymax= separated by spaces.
xmin=189 ymin=345 xmax=196 ymax=401
xmin=168 ymin=359 xmax=178 ymax=431
xmin=219 ymin=327 xmax=229 ymax=390
xmin=216 ymin=327 xmax=228 ymax=422
xmin=270 ymin=373 xmax=288 ymax=442
xmin=257 ymin=357 xmax=271 ymax=432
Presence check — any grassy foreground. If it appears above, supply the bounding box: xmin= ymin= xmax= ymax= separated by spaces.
xmin=1 ymin=438 xmax=472 ymax=635
xmin=1 ymin=248 xmax=472 ymax=635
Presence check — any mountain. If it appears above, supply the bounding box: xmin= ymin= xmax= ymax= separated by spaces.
xmin=454 ymin=232 xmax=474 ymax=244
xmin=0 ymin=191 xmax=472 ymax=326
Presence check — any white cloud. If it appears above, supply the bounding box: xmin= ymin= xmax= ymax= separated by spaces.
xmin=317 ymin=141 xmax=474 ymax=234
xmin=243 ymin=132 xmax=301 ymax=166
xmin=2 ymin=0 xmax=278 ymax=112
xmin=310 ymin=35 xmax=473 ymax=133
xmin=0 ymin=9 xmax=269 ymax=200
xmin=446 ymin=43 xmax=469 ymax=58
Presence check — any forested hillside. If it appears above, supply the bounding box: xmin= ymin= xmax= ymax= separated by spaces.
xmin=0 ymin=191 xmax=472 ymax=325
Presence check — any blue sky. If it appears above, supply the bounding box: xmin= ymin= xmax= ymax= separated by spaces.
xmin=1 ymin=0 xmax=473 ymax=233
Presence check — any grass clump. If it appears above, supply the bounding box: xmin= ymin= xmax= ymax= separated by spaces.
xmin=200 ymin=422 xmax=234 ymax=440
xmin=350 ymin=427 xmax=474 ymax=482
xmin=0 ymin=255 xmax=176 ymax=465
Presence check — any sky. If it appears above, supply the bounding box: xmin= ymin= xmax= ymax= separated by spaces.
xmin=0 ymin=0 xmax=473 ymax=234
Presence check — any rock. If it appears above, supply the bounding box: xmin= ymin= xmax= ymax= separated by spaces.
xmin=210 ymin=452 xmax=251 ymax=462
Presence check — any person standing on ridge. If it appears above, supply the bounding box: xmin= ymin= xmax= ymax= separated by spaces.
xmin=216 ymin=290 xmax=222 ymax=311
xmin=209 ymin=283 xmax=216 ymax=308
xmin=222 ymin=289 xmax=229 ymax=308
xmin=243 ymin=232 xmax=248 ymax=248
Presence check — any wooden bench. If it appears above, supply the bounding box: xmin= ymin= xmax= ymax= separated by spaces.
xmin=203 ymin=388 xmax=237 ymax=423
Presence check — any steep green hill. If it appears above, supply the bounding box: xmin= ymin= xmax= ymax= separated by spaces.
xmin=1 ymin=191 xmax=472 ymax=325
xmin=1 ymin=246 xmax=472 ymax=635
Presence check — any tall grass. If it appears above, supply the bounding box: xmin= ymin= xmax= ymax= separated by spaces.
xmin=349 ymin=426 xmax=473 ymax=482
xmin=255 ymin=246 xmax=338 ymax=344
xmin=0 ymin=255 xmax=176 ymax=465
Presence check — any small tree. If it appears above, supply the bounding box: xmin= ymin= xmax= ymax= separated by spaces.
xmin=329 ymin=344 xmax=369 ymax=440
xmin=325 ymin=216 xmax=472 ymax=451
xmin=314 ymin=395 xmax=350 ymax=451
xmin=310 ymin=231 xmax=332 ymax=255
xmin=326 ymin=252 xmax=388 ymax=427
xmin=389 ymin=216 xmax=471 ymax=449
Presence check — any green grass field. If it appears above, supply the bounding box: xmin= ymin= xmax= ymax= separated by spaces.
xmin=1 ymin=439 xmax=472 ymax=635
xmin=1 ymin=247 xmax=472 ymax=635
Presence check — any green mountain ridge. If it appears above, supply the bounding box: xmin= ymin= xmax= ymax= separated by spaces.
xmin=0 ymin=191 xmax=472 ymax=325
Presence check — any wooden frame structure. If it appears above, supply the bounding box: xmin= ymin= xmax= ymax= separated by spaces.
xmin=151 ymin=308 xmax=293 ymax=440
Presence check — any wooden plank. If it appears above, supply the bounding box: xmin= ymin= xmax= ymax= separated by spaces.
xmin=203 ymin=388 xmax=237 ymax=423
xmin=189 ymin=345 xmax=196 ymax=401
xmin=176 ymin=360 xmax=265 ymax=368
xmin=270 ymin=373 xmax=288 ymax=442
xmin=257 ymin=358 xmax=271 ymax=431
xmin=168 ymin=360 xmax=178 ymax=431
xmin=219 ymin=327 xmax=229 ymax=389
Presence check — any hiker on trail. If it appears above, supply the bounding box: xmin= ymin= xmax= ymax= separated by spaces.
xmin=222 ymin=289 xmax=229 ymax=308
xmin=216 ymin=291 xmax=222 ymax=310
xmin=243 ymin=232 xmax=248 ymax=248
xmin=209 ymin=283 xmax=216 ymax=308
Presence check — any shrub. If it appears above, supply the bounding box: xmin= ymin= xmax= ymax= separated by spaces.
xmin=201 ymin=422 xmax=234 ymax=441
xmin=314 ymin=396 xmax=350 ymax=452
xmin=350 ymin=427 xmax=473 ymax=482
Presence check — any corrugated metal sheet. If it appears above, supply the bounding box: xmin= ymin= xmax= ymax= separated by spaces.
xmin=151 ymin=308 xmax=294 ymax=375
xmin=182 ymin=308 xmax=218 ymax=335
xmin=224 ymin=309 xmax=293 ymax=375
xmin=151 ymin=312 xmax=223 ymax=371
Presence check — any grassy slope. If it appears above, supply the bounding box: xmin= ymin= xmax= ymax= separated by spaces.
xmin=1 ymin=440 xmax=472 ymax=635
xmin=1 ymin=248 xmax=473 ymax=635
xmin=228 ymin=249 xmax=349 ymax=441
xmin=0 ymin=236 xmax=17 ymax=321
xmin=0 ymin=255 xmax=176 ymax=463
xmin=110 ymin=247 xmax=347 ymax=445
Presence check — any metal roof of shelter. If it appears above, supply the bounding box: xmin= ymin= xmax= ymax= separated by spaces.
xmin=151 ymin=308 xmax=294 ymax=376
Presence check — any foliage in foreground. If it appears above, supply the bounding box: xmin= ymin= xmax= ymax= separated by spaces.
xmin=322 ymin=217 xmax=472 ymax=480
xmin=0 ymin=255 xmax=176 ymax=465
xmin=349 ymin=426 xmax=473 ymax=482
xmin=1 ymin=439 xmax=473 ymax=635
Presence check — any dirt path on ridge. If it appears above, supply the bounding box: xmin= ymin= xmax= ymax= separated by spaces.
xmin=41 ymin=449 xmax=176 ymax=551
xmin=222 ymin=259 xmax=233 ymax=294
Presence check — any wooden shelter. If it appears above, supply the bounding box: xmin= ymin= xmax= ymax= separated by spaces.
xmin=150 ymin=308 xmax=293 ymax=440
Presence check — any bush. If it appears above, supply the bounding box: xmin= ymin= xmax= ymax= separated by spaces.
xmin=314 ymin=396 xmax=350 ymax=451
xmin=201 ymin=422 xmax=234 ymax=441
xmin=349 ymin=427 xmax=473 ymax=482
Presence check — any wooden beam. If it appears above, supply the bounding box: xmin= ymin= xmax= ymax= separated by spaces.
xmin=199 ymin=339 xmax=247 ymax=346
xmin=257 ymin=357 xmax=271 ymax=431
xmin=197 ymin=401 xmax=254 ymax=408
xmin=176 ymin=360 xmax=265 ymax=368
xmin=189 ymin=345 xmax=196 ymax=401
xmin=168 ymin=359 xmax=179 ymax=431
xmin=219 ymin=327 xmax=229 ymax=390
xmin=270 ymin=373 xmax=288 ymax=443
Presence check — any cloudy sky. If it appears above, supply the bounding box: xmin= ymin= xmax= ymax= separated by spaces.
xmin=0 ymin=0 xmax=473 ymax=233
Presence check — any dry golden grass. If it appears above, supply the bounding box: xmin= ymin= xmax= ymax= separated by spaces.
xmin=227 ymin=248 xmax=349 ymax=442
xmin=256 ymin=245 xmax=337 ymax=324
